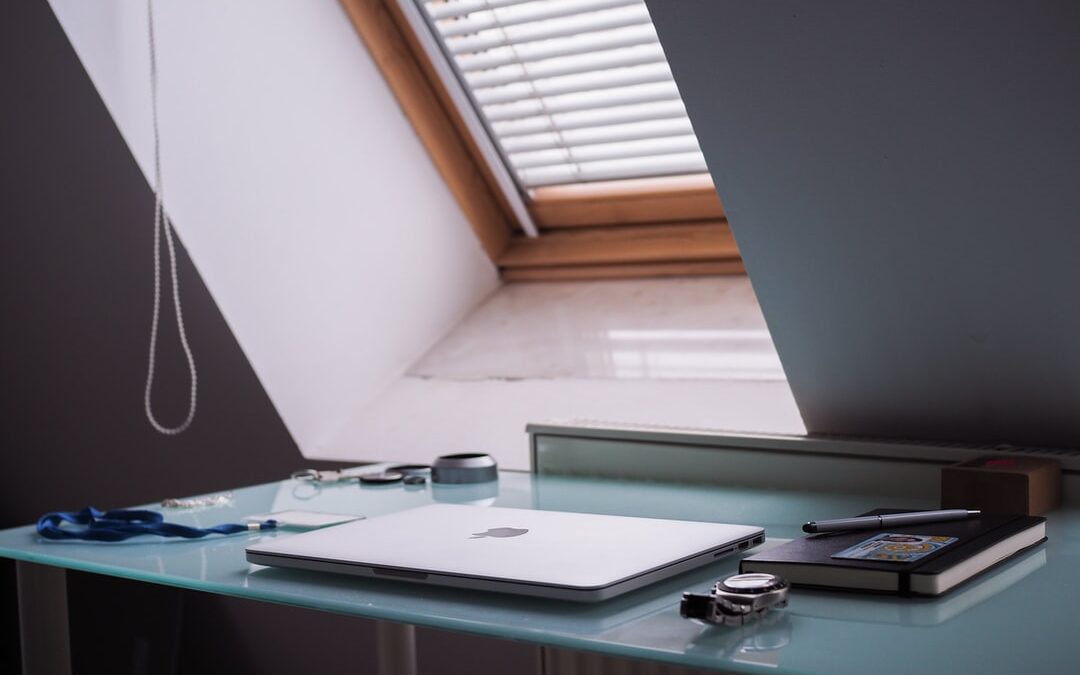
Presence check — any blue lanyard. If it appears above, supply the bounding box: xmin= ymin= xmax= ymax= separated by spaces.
xmin=37 ymin=507 xmax=277 ymax=542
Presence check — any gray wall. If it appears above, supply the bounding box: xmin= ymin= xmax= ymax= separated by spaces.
xmin=650 ymin=0 xmax=1080 ymax=449
xmin=0 ymin=2 xmax=362 ymax=673
xmin=0 ymin=4 xmax=537 ymax=674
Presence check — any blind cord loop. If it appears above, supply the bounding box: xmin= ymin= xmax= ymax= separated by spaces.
xmin=144 ymin=0 xmax=197 ymax=436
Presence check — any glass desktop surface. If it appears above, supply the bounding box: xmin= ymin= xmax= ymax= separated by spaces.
xmin=1 ymin=470 xmax=1076 ymax=675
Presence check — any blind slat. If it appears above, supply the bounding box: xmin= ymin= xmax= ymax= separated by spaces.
xmin=457 ymin=27 xmax=657 ymax=72
xmin=474 ymin=63 xmax=672 ymax=105
xmin=493 ymin=100 xmax=689 ymax=138
xmin=419 ymin=0 xmax=707 ymax=189
xmin=438 ymin=0 xmax=640 ymax=38
xmin=465 ymin=45 xmax=666 ymax=89
xmin=428 ymin=0 xmax=537 ymax=21
xmin=510 ymin=135 xmax=703 ymax=169
xmin=500 ymin=118 xmax=695 ymax=153
xmin=483 ymin=83 xmax=681 ymax=122
xmin=519 ymin=152 xmax=709 ymax=187
xmin=447 ymin=6 xmax=651 ymax=55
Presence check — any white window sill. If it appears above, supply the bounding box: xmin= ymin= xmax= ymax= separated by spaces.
xmin=310 ymin=277 xmax=803 ymax=470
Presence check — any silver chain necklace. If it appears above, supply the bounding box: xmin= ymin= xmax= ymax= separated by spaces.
xmin=143 ymin=0 xmax=197 ymax=435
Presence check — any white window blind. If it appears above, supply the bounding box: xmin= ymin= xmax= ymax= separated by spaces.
xmin=415 ymin=0 xmax=708 ymax=189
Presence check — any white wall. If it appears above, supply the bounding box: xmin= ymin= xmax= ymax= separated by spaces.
xmin=48 ymin=0 xmax=499 ymax=456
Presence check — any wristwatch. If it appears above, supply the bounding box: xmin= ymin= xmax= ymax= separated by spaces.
xmin=681 ymin=573 xmax=790 ymax=626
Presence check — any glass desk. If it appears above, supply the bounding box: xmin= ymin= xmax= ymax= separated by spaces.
xmin=2 ymin=469 xmax=1077 ymax=674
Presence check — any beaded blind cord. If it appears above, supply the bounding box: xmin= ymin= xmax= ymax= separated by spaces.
xmin=143 ymin=0 xmax=197 ymax=435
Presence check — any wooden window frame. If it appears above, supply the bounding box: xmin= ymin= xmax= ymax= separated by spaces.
xmin=339 ymin=0 xmax=742 ymax=281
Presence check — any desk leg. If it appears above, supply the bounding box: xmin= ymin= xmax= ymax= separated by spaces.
xmin=374 ymin=620 xmax=417 ymax=675
xmin=16 ymin=562 xmax=72 ymax=675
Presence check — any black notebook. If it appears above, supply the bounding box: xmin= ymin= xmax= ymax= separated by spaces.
xmin=740 ymin=509 xmax=1046 ymax=596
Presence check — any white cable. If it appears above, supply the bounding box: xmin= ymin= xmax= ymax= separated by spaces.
xmin=144 ymin=0 xmax=197 ymax=435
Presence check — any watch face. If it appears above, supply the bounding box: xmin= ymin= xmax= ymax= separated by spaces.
xmin=722 ymin=573 xmax=781 ymax=592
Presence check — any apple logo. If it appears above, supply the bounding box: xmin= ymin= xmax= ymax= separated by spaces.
xmin=470 ymin=527 xmax=528 ymax=539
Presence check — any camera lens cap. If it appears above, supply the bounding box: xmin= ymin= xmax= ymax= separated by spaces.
xmin=358 ymin=471 xmax=404 ymax=485
xmin=388 ymin=464 xmax=431 ymax=478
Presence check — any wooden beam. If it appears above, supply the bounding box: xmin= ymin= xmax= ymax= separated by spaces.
xmin=382 ymin=0 xmax=524 ymax=229
xmin=502 ymin=260 xmax=745 ymax=282
xmin=496 ymin=221 xmax=739 ymax=269
xmin=529 ymin=174 xmax=725 ymax=228
xmin=339 ymin=0 xmax=513 ymax=260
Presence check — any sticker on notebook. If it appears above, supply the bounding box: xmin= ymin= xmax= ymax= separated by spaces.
xmin=831 ymin=533 xmax=959 ymax=562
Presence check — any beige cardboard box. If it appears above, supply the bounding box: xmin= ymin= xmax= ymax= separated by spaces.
xmin=941 ymin=456 xmax=1061 ymax=516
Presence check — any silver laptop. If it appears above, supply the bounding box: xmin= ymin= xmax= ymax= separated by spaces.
xmin=246 ymin=504 xmax=763 ymax=602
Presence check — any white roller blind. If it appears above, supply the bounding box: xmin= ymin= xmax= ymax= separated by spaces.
xmin=415 ymin=0 xmax=708 ymax=189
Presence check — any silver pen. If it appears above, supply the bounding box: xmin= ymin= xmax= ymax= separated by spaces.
xmin=802 ymin=509 xmax=981 ymax=534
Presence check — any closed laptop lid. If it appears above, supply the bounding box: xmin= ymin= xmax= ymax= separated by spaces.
xmin=247 ymin=504 xmax=760 ymax=589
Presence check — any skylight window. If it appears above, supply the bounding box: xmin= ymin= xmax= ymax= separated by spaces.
xmin=415 ymin=0 xmax=708 ymax=189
